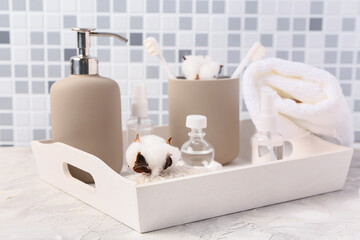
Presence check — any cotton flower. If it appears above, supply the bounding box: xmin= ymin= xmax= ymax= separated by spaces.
xmin=181 ymin=55 xmax=203 ymax=80
xmin=199 ymin=61 xmax=223 ymax=80
xmin=126 ymin=134 xmax=181 ymax=176
xmin=181 ymin=55 xmax=223 ymax=80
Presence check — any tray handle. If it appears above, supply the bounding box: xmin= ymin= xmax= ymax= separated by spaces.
xmin=60 ymin=143 xmax=124 ymax=189
xmin=32 ymin=141 xmax=129 ymax=198
xmin=62 ymin=159 xmax=98 ymax=192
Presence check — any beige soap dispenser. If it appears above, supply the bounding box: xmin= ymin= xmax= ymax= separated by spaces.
xmin=50 ymin=28 xmax=128 ymax=183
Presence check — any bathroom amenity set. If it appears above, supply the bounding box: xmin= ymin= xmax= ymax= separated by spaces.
xmin=31 ymin=29 xmax=354 ymax=233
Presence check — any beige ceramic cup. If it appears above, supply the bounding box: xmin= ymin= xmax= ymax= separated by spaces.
xmin=168 ymin=77 xmax=239 ymax=165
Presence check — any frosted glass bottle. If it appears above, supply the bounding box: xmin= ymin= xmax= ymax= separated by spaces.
xmin=252 ymin=131 xmax=284 ymax=163
xmin=251 ymin=90 xmax=284 ymax=164
xmin=126 ymin=84 xmax=153 ymax=147
xmin=126 ymin=117 xmax=153 ymax=147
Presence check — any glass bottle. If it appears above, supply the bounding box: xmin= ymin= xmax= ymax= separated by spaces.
xmin=126 ymin=83 xmax=153 ymax=148
xmin=252 ymin=90 xmax=284 ymax=163
xmin=181 ymin=115 xmax=215 ymax=167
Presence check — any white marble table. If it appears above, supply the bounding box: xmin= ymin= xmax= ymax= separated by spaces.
xmin=1 ymin=147 xmax=360 ymax=240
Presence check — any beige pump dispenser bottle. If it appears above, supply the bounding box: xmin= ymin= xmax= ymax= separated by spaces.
xmin=50 ymin=28 xmax=128 ymax=183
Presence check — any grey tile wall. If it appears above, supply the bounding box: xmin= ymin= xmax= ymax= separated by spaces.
xmin=0 ymin=0 xmax=360 ymax=146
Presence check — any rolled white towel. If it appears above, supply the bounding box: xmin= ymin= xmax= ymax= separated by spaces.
xmin=243 ymin=58 xmax=354 ymax=146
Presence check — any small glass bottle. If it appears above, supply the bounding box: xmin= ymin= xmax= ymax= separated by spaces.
xmin=252 ymin=90 xmax=284 ymax=163
xmin=126 ymin=83 xmax=153 ymax=148
xmin=181 ymin=115 xmax=215 ymax=167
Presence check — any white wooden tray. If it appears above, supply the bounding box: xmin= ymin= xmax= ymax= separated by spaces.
xmin=31 ymin=120 xmax=353 ymax=233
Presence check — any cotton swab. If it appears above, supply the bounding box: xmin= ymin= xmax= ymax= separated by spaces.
xmin=144 ymin=37 xmax=176 ymax=79
xmin=231 ymin=41 xmax=266 ymax=79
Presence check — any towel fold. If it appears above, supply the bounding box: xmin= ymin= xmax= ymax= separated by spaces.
xmin=243 ymin=58 xmax=354 ymax=146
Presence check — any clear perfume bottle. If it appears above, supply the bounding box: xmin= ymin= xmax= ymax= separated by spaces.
xmin=181 ymin=115 xmax=215 ymax=167
xmin=126 ymin=84 xmax=153 ymax=148
xmin=252 ymin=90 xmax=284 ymax=163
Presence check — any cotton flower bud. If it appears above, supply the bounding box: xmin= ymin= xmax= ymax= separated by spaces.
xmin=181 ymin=55 xmax=202 ymax=80
xmin=182 ymin=64 xmax=199 ymax=80
xmin=199 ymin=61 xmax=223 ymax=80
xmin=126 ymin=134 xmax=181 ymax=176
xmin=182 ymin=55 xmax=223 ymax=80
xmin=197 ymin=55 xmax=212 ymax=66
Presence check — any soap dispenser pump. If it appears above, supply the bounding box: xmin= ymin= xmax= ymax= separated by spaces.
xmin=50 ymin=28 xmax=128 ymax=183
